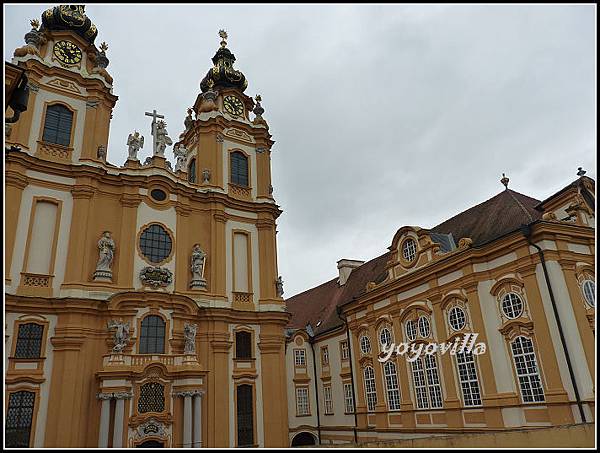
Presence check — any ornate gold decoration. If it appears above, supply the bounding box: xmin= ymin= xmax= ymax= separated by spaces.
xmin=458 ymin=237 xmax=473 ymax=248
xmin=99 ymin=41 xmax=109 ymax=52
xmin=30 ymin=19 xmax=40 ymax=29
xmin=501 ymin=173 xmax=509 ymax=189
xmin=219 ymin=29 xmax=228 ymax=47
xmin=255 ymin=94 xmax=262 ymax=102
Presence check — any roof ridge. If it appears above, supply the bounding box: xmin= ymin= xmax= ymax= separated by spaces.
xmin=506 ymin=189 xmax=535 ymax=223
xmin=285 ymin=276 xmax=338 ymax=302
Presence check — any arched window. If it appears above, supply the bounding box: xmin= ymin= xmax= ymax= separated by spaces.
xmin=405 ymin=319 xmax=417 ymax=341
xmin=383 ymin=361 xmax=401 ymax=411
xmin=42 ymin=104 xmax=73 ymax=146
xmin=402 ymin=238 xmax=417 ymax=262
xmin=448 ymin=306 xmax=467 ymax=331
xmin=418 ymin=316 xmax=430 ymax=338
xmin=510 ymin=336 xmax=545 ymax=403
xmin=139 ymin=315 xmax=166 ymax=354
xmin=15 ymin=323 xmax=44 ymax=358
xmin=235 ymin=331 xmax=252 ymax=359
xmin=188 ymin=158 xmax=196 ymax=183
xmin=6 ymin=391 xmax=35 ymax=447
xmin=363 ymin=366 xmax=377 ymax=412
xmin=230 ymin=151 xmax=249 ymax=187
xmin=237 ymin=384 xmax=254 ymax=447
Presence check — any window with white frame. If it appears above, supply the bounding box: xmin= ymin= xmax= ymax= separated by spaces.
xmin=455 ymin=351 xmax=482 ymax=406
xmin=323 ymin=385 xmax=334 ymax=414
xmin=340 ymin=340 xmax=349 ymax=360
xmin=363 ymin=366 xmax=377 ymax=412
xmin=511 ymin=336 xmax=545 ymax=403
xmin=379 ymin=327 xmax=392 ymax=349
xmin=344 ymin=383 xmax=355 ymax=413
xmin=501 ymin=292 xmax=524 ymax=319
xmin=402 ymin=238 xmax=417 ymax=262
xmin=405 ymin=319 xmax=417 ymax=341
xmin=582 ymin=280 xmax=595 ymax=307
xmin=411 ymin=355 xmax=443 ymax=409
xmin=383 ymin=361 xmax=401 ymax=411
xmin=418 ymin=316 xmax=430 ymax=338
xmin=321 ymin=346 xmax=329 ymax=365
xmin=296 ymin=387 xmax=310 ymax=415
xmin=360 ymin=335 xmax=372 ymax=355
xmin=294 ymin=349 xmax=306 ymax=367
xmin=448 ymin=306 xmax=467 ymax=331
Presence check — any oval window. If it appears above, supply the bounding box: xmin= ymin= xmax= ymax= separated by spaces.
xmin=150 ymin=189 xmax=167 ymax=202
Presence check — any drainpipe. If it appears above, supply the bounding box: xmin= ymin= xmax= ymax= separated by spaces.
xmin=337 ymin=306 xmax=358 ymax=445
xmin=521 ymin=224 xmax=586 ymax=423
xmin=306 ymin=326 xmax=322 ymax=445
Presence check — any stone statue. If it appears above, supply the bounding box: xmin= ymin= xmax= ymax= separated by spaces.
xmin=93 ymin=231 xmax=115 ymax=281
xmin=276 ymin=276 xmax=284 ymax=297
xmin=184 ymin=322 xmax=197 ymax=355
xmin=127 ymin=131 xmax=144 ymax=161
xmin=107 ymin=319 xmax=130 ymax=353
xmin=153 ymin=120 xmax=173 ymax=157
xmin=184 ymin=108 xmax=194 ymax=131
xmin=202 ymin=169 xmax=211 ymax=184
xmin=190 ymin=244 xmax=207 ymax=289
xmin=97 ymin=144 xmax=106 ymax=160
xmin=173 ymin=143 xmax=188 ymax=172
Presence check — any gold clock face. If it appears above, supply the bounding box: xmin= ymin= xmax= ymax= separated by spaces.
xmin=223 ymin=95 xmax=244 ymax=116
xmin=53 ymin=40 xmax=82 ymax=65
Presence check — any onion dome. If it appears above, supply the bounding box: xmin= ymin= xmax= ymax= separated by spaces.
xmin=41 ymin=5 xmax=98 ymax=44
xmin=200 ymin=30 xmax=248 ymax=93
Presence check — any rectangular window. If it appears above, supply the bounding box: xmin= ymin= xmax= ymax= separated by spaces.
xmin=383 ymin=362 xmax=402 ymax=411
xmin=233 ymin=232 xmax=250 ymax=293
xmin=412 ymin=355 xmax=444 ymax=409
xmin=26 ymin=200 xmax=58 ymax=275
xmin=363 ymin=366 xmax=377 ymax=412
xmin=323 ymin=385 xmax=333 ymax=414
xmin=511 ymin=336 xmax=545 ymax=403
xmin=344 ymin=383 xmax=355 ymax=414
xmin=6 ymin=391 xmax=35 ymax=447
xmin=294 ymin=349 xmax=306 ymax=367
xmin=296 ymin=387 xmax=310 ymax=416
xmin=14 ymin=323 xmax=44 ymax=359
xmin=321 ymin=346 xmax=329 ymax=365
xmin=340 ymin=340 xmax=349 ymax=361
xmin=235 ymin=331 xmax=252 ymax=359
xmin=456 ymin=352 xmax=482 ymax=406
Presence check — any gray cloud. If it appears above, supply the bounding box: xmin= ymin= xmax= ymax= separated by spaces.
xmin=5 ymin=4 xmax=596 ymax=296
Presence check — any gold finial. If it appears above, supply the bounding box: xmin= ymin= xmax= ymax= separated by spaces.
xmin=99 ymin=41 xmax=109 ymax=52
xmin=30 ymin=19 xmax=40 ymax=29
xmin=207 ymin=79 xmax=214 ymax=88
xmin=218 ymin=29 xmax=228 ymax=47
xmin=255 ymin=94 xmax=262 ymax=103
xmin=501 ymin=173 xmax=509 ymax=189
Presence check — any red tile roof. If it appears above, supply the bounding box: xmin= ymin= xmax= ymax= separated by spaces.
xmin=285 ymin=184 xmax=589 ymax=336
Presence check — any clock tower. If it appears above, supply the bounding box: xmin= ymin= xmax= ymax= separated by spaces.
xmin=6 ymin=5 xmax=116 ymax=164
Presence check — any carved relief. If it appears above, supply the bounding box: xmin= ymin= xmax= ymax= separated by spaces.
xmin=140 ymin=266 xmax=173 ymax=288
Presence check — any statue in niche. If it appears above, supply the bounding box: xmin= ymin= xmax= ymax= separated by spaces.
xmin=276 ymin=276 xmax=284 ymax=297
xmin=184 ymin=322 xmax=197 ymax=355
xmin=107 ymin=319 xmax=130 ymax=353
xmin=153 ymin=120 xmax=173 ymax=157
xmin=127 ymin=131 xmax=144 ymax=160
xmin=97 ymin=144 xmax=106 ymax=160
xmin=190 ymin=244 xmax=207 ymax=289
xmin=202 ymin=169 xmax=211 ymax=183
xmin=173 ymin=143 xmax=188 ymax=172
xmin=93 ymin=231 xmax=115 ymax=281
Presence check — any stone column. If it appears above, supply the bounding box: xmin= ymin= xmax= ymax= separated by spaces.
xmin=97 ymin=393 xmax=112 ymax=447
xmin=193 ymin=392 xmax=202 ymax=448
xmin=184 ymin=394 xmax=193 ymax=448
xmin=112 ymin=392 xmax=132 ymax=448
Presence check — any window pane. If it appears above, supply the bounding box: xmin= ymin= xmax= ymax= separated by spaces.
xmin=236 ymin=331 xmax=252 ymax=359
xmin=6 ymin=391 xmax=35 ymax=447
xmin=237 ymin=385 xmax=254 ymax=446
xmin=231 ymin=152 xmax=249 ymax=187
xmin=42 ymin=104 xmax=73 ymax=146
xmin=15 ymin=323 xmax=44 ymax=358
xmin=140 ymin=315 xmax=166 ymax=354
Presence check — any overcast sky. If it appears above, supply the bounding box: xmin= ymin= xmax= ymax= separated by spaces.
xmin=5 ymin=4 xmax=596 ymax=297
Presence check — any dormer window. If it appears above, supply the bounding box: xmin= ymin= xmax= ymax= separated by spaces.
xmin=42 ymin=104 xmax=73 ymax=146
xmin=402 ymin=238 xmax=417 ymax=262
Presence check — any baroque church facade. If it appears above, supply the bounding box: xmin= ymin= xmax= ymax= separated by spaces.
xmin=285 ymin=174 xmax=595 ymax=446
xmin=5 ymin=5 xmax=289 ymax=448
